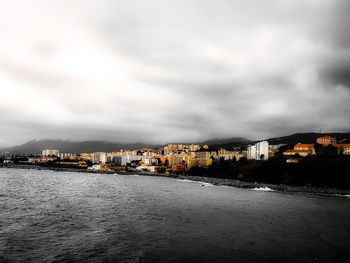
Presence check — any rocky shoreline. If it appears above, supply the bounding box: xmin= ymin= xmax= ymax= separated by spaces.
xmin=1 ymin=164 xmax=350 ymax=196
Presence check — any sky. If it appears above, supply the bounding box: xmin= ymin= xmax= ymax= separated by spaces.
xmin=1 ymin=0 xmax=350 ymax=146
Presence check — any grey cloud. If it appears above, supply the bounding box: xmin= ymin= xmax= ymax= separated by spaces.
xmin=1 ymin=0 xmax=350 ymax=146
xmin=0 ymin=117 xmax=157 ymax=147
xmin=325 ymin=1 xmax=350 ymax=49
xmin=0 ymin=59 xmax=85 ymax=90
xmin=320 ymin=62 xmax=350 ymax=88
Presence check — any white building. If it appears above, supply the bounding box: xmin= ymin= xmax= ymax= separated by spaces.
xmin=92 ymin=152 xmax=109 ymax=164
xmin=247 ymin=141 xmax=269 ymax=160
xmin=88 ymin=164 xmax=101 ymax=170
xmin=42 ymin=149 xmax=59 ymax=157
xmin=247 ymin=145 xmax=256 ymax=160
xmin=112 ymin=155 xmax=142 ymax=166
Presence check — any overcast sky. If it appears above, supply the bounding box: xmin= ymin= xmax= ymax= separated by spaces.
xmin=1 ymin=0 xmax=350 ymax=146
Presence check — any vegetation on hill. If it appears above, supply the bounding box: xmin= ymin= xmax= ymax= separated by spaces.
xmin=189 ymin=154 xmax=350 ymax=189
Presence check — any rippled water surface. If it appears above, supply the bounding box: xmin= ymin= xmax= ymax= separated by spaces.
xmin=0 ymin=168 xmax=350 ymax=262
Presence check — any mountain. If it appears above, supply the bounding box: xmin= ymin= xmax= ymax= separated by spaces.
xmin=200 ymin=137 xmax=252 ymax=149
xmin=201 ymin=137 xmax=251 ymax=145
xmin=1 ymin=133 xmax=349 ymax=155
xmin=195 ymin=133 xmax=350 ymax=150
xmin=0 ymin=140 xmax=160 ymax=155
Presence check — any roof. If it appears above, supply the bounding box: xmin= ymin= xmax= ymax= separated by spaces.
xmin=294 ymin=144 xmax=314 ymax=148
xmin=317 ymin=136 xmax=334 ymax=139
xmin=285 ymin=149 xmax=311 ymax=153
xmin=333 ymin=144 xmax=350 ymax=148
xmin=174 ymin=163 xmax=185 ymax=167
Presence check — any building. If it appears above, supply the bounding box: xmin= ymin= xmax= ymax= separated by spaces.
xmin=268 ymin=144 xmax=286 ymax=157
xmin=42 ymin=149 xmax=59 ymax=157
xmin=283 ymin=143 xmax=315 ymax=157
xmin=294 ymin=143 xmax=315 ymax=154
xmin=247 ymin=145 xmax=256 ymax=160
xmin=170 ymin=152 xmax=192 ymax=168
xmin=190 ymin=151 xmax=213 ymax=167
xmin=112 ymin=155 xmax=142 ymax=166
xmin=247 ymin=141 xmax=269 ymax=160
xmin=333 ymin=144 xmax=350 ymax=155
xmin=317 ymin=136 xmax=336 ymax=145
xmin=92 ymin=152 xmax=107 ymax=164
xmin=189 ymin=145 xmax=200 ymax=152
xmin=283 ymin=149 xmax=312 ymax=157
xmin=80 ymin=153 xmax=92 ymax=162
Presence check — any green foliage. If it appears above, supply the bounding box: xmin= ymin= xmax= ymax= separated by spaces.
xmin=188 ymin=155 xmax=350 ymax=189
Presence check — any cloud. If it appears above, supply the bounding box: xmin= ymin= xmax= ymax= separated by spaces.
xmin=0 ymin=0 xmax=350 ymax=147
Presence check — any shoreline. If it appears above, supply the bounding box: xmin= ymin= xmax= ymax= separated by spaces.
xmin=1 ymin=164 xmax=350 ymax=196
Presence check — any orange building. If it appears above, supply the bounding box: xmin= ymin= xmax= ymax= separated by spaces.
xmin=283 ymin=149 xmax=312 ymax=157
xmin=333 ymin=144 xmax=350 ymax=155
xmin=283 ymin=143 xmax=315 ymax=157
xmin=316 ymin=136 xmax=336 ymax=145
xmin=173 ymin=163 xmax=187 ymax=173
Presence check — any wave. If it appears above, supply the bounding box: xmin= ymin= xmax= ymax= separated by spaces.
xmin=252 ymin=187 xmax=274 ymax=192
xmin=179 ymin=179 xmax=214 ymax=186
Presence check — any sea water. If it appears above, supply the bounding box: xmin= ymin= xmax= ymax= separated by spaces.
xmin=0 ymin=168 xmax=349 ymax=262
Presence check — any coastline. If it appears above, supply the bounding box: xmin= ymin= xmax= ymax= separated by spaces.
xmin=1 ymin=164 xmax=350 ymax=196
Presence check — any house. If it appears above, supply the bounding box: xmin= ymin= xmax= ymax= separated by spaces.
xmin=316 ymin=136 xmax=336 ymax=145
xmin=283 ymin=149 xmax=312 ymax=157
xmin=333 ymin=144 xmax=350 ymax=155
xmin=283 ymin=143 xmax=315 ymax=157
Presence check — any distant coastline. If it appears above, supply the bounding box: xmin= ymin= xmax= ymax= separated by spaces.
xmin=2 ymin=164 xmax=350 ymax=196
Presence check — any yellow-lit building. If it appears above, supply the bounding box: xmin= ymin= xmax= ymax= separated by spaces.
xmin=189 ymin=145 xmax=200 ymax=151
xmin=283 ymin=149 xmax=312 ymax=157
xmin=283 ymin=143 xmax=315 ymax=157
xmin=167 ymin=144 xmax=177 ymax=151
xmin=333 ymin=144 xmax=350 ymax=155
xmin=317 ymin=136 xmax=336 ymax=145
xmin=191 ymin=157 xmax=212 ymax=167
xmin=294 ymin=144 xmax=315 ymax=154
xmin=191 ymin=151 xmax=213 ymax=167
xmin=170 ymin=152 xmax=192 ymax=168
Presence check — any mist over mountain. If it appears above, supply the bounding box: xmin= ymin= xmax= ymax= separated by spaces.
xmin=0 ymin=137 xmax=251 ymax=154
xmin=0 ymin=140 xmax=160 ymax=155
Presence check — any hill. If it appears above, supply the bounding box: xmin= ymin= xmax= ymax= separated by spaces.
xmin=263 ymin=132 xmax=350 ymax=145
xmin=0 ymin=140 xmax=159 ymax=155
xmin=202 ymin=137 xmax=252 ymax=150
xmin=196 ymin=133 xmax=350 ymax=150
xmin=1 ymin=133 xmax=349 ymax=155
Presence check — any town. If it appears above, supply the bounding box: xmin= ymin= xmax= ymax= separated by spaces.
xmin=1 ymin=135 xmax=350 ymax=176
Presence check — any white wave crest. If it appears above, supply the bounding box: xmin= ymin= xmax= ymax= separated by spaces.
xmin=199 ymin=182 xmax=214 ymax=187
xmin=179 ymin=179 xmax=214 ymax=186
xmin=252 ymin=187 xmax=274 ymax=191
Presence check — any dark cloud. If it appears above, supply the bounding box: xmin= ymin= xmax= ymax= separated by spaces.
xmin=1 ymin=0 xmax=350 ymax=146
xmin=320 ymin=62 xmax=350 ymax=88
xmin=326 ymin=0 xmax=350 ymax=49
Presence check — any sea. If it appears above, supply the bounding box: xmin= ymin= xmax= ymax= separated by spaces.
xmin=0 ymin=168 xmax=349 ymax=263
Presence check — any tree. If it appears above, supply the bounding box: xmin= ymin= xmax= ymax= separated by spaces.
xmin=314 ymin=143 xmax=324 ymax=156
xmin=164 ymin=159 xmax=169 ymax=167
xmin=323 ymin=144 xmax=338 ymax=157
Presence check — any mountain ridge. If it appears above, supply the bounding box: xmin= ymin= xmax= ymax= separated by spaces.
xmin=1 ymin=132 xmax=349 ymax=154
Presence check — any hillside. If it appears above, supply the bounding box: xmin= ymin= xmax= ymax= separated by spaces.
xmin=1 ymin=133 xmax=349 ymax=154
xmin=0 ymin=140 xmax=159 ymax=155
xmin=263 ymin=132 xmax=350 ymax=145
xmin=196 ymin=133 xmax=350 ymax=150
